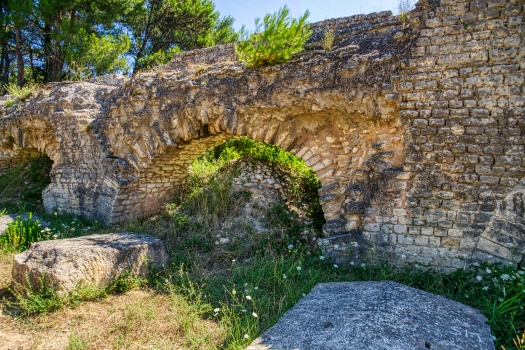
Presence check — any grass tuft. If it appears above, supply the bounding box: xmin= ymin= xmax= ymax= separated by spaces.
xmin=5 ymin=82 xmax=40 ymax=101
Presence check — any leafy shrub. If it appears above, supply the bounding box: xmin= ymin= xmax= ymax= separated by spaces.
xmin=322 ymin=30 xmax=335 ymax=50
xmin=67 ymin=61 xmax=93 ymax=81
xmin=0 ymin=213 xmax=50 ymax=249
xmin=108 ymin=269 xmax=147 ymax=294
xmin=235 ymin=6 xmax=312 ymax=67
xmin=4 ymin=82 xmax=40 ymax=101
xmin=185 ymin=137 xmax=324 ymax=228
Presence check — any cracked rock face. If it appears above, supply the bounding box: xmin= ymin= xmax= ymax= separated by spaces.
xmin=1 ymin=0 xmax=525 ymax=270
xmin=247 ymin=281 xmax=494 ymax=350
xmin=12 ymin=233 xmax=169 ymax=293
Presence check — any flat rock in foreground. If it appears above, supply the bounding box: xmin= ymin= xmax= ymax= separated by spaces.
xmin=247 ymin=281 xmax=494 ymax=350
xmin=12 ymin=233 xmax=168 ymax=293
xmin=0 ymin=213 xmax=49 ymax=236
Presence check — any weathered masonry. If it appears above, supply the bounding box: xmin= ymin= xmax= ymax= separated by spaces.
xmin=1 ymin=0 xmax=524 ymax=270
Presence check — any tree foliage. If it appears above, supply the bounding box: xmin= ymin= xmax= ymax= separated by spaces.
xmin=124 ymin=0 xmax=238 ymax=74
xmin=0 ymin=0 xmax=238 ymax=86
xmin=67 ymin=29 xmax=130 ymax=76
xmin=236 ymin=6 xmax=311 ymax=67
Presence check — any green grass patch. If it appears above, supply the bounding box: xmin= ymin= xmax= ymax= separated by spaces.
xmin=8 ymin=269 xmax=147 ymax=316
xmin=181 ymin=137 xmax=324 ymax=228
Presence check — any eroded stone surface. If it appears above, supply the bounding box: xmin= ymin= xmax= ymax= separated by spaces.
xmin=12 ymin=233 xmax=168 ymax=293
xmin=1 ymin=0 xmax=524 ymax=269
xmin=0 ymin=213 xmax=49 ymax=236
xmin=247 ymin=281 xmax=494 ymax=350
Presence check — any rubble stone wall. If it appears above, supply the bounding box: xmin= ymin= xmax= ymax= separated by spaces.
xmin=0 ymin=0 xmax=524 ymax=270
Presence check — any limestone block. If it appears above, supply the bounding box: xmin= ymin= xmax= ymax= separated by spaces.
xmin=247 ymin=282 xmax=494 ymax=350
xmin=12 ymin=233 xmax=168 ymax=293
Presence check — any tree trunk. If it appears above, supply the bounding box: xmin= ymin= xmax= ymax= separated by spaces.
xmin=3 ymin=53 xmax=10 ymax=85
xmin=29 ymin=46 xmax=35 ymax=82
xmin=15 ymin=27 xmax=24 ymax=86
xmin=43 ymin=22 xmax=52 ymax=83
xmin=0 ymin=49 xmax=4 ymax=84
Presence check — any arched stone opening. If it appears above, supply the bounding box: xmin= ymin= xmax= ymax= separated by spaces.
xmin=0 ymin=81 xmax=126 ymax=220
xmin=104 ymin=105 xmax=406 ymax=242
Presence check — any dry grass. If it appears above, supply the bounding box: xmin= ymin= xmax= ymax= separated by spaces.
xmin=0 ymin=253 xmax=225 ymax=350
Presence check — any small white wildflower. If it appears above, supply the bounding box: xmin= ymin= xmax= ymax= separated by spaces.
xmin=232 ymin=259 xmax=236 ymax=263
xmin=415 ymin=264 xmax=419 ymax=268
xmin=361 ymin=263 xmax=366 ymax=268
xmin=246 ymin=296 xmax=252 ymax=300
xmin=288 ymin=244 xmax=294 ymax=249
xmin=245 ymin=283 xmax=248 ymax=286
xmin=252 ymin=312 xmax=258 ymax=318
xmin=350 ymin=261 xmax=355 ymax=265
xmin=334 ymin=264 xmax=339 ymax=268
xmin=483 ymin=286 xmax=489 ymax=291
xmin=486 ymin=268 xmax=492 ymax=274
xmin=501 ymin=274 xmax=510 ymax=281
xmin=214 ymin=308 xmax=220 ymax=313
xmin=244 ymin=334 xmax=249 ymax=339
xmin=165 ymin=279 xmax=168 ymax=283
xmin=241 ymin=309 xmax=246 ymax=312
xmin=254 ymin=287 xmax=258 ymax=290
xmin=519 ymin=271 xmax=524 ymax=275
xmin=498 ymin=298 xmax=503 ymax=302
xmin=283 ymin=274 xmax=287 ymax=279
xmin=302 ymin=293 xmax=306 ymax=297
xmin=492 ymin=336 xmax=497 ymax=341
xmin=296 ymin=266 xmax=301 ymax=271
xmin=41 ymin=230 xmax=45 ymax=233
xmin=476 ymin=276 xmax=483 ymax=281
xmin=319 ymin=256 xmax=325 ymax=260
xmin=401 ymin=254 xmax=406 ymax=259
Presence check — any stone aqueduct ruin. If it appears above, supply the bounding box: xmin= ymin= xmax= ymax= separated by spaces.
xmin=0 ymin=0 xmax=524 ymax=270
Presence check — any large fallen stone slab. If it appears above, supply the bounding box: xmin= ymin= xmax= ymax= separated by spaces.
xmin=12 ymin=233 xmax=168 ymax=293
xmin=0 ymin=213 xmax=49 ymax=236
xmin=247 ymin=281 xmax=494 ymax=350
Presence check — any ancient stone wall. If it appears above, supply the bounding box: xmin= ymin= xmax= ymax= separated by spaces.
xmin=0 ymin=0 xmax=523 ymax=270
xmin=0 ymin=147 xmax=42 ymax=173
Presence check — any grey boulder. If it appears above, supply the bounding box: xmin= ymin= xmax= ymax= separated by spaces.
xmin=12 ymin=233 xmax=168 ymax=293
xmin=247 ymin=281 xmax=494 ymax=350
xmin=0 ymin=213 xmax=49 ymax=236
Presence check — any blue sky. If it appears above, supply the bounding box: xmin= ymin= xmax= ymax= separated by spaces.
xmin=214 ymin=0 xmax=396 ymax=31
